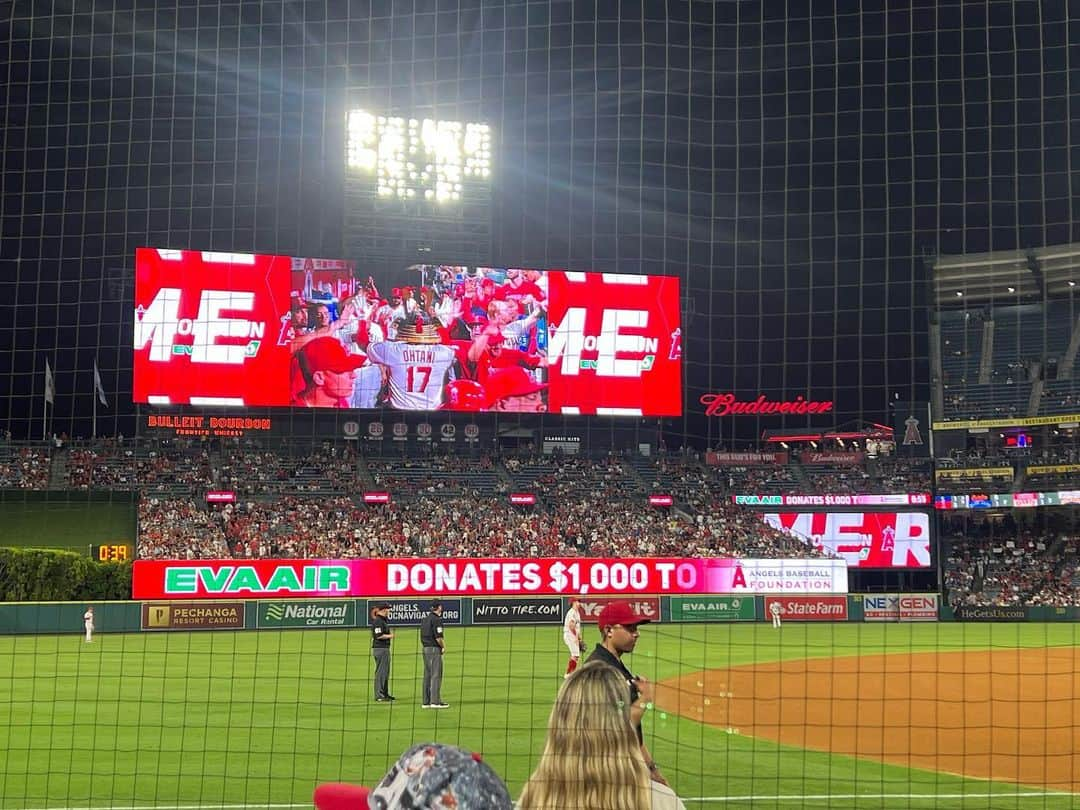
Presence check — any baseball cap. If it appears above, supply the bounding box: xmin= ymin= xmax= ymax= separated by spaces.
xmin=483 ymin=367 xmax=546 ymax=408
xmin=301 ymin=338 xmax=368 ymax=374
xmin=311 ymin=742 xmax=512 ymax=810
xmin=597 ymin=600 xmax=653 ymax=630
xmin=444 ymin=379 xmax=486 ymax=411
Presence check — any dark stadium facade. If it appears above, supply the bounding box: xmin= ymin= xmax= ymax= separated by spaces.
xmin=3 ymin=2 xmax=1080 ymax=446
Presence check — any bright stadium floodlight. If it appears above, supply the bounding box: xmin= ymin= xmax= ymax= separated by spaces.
xmin=346 ymin=109 xmax=492 ymax=201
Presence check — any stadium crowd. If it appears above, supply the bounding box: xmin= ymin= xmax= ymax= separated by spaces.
xmin=135 ymin=490 xmax=840 ymax=562
xmin=942 ymin=516 xmax=1080 ymax=608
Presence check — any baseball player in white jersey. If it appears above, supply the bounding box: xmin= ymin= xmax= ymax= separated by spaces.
xmin=562 ymin=597 xmax=583 ymax=678
xmin=84 ymin=606 xmax=95 ymax=643
xmin=366 ymin=317 xmax=456 ymax=410
xmin=770 ymin=600 xmax=782 ymax=629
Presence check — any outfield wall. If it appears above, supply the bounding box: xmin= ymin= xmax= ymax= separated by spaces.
xmin=14 ymin=592 xmax=1053 ymax=635
xmin=13 ymin=593 xmax=1078 ymax=635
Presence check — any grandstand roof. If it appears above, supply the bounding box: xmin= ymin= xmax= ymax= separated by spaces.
xmin=930 ymin=242 xmax=1080 ymax=308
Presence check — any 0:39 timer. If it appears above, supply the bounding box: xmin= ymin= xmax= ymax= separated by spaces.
xmin=94 ymin=544 xmax=131 ymax=562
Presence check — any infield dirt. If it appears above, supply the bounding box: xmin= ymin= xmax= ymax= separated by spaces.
xmin=657 ymin=646 xmax=1080 ymax=792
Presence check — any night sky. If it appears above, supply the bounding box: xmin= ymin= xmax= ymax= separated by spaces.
xmin=2 ymin=1 xmax=1079 ymax=444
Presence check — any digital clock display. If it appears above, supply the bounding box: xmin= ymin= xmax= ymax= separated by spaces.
xmin=93 ymin=544 xmax=132 ymax=562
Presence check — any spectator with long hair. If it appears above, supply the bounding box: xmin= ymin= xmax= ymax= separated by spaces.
xmin=517 ymin=661 xmax=686 ymax=810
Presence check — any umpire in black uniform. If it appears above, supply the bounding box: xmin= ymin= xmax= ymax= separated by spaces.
xmin=371 ymin=602 xmax=395 ymax=702
xmin=419 ymin=600 xmax=448 ymax=708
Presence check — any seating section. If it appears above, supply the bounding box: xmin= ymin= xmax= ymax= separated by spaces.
xmin=0 ymin=444 xmax=51 ymax=488
xmin=939 ymin=302 xmax=1079 ymax=421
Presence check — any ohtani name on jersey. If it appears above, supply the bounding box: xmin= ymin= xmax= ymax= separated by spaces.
xmin=401 ymin=348 xmax=441 ymax=364
xmin=134 ymin=288 xmax=266 ymax=364
xmin=547 ymin=308 xmax=660 ymax=377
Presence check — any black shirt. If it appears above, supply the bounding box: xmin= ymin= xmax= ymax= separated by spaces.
xmin=419 ymin=611 xmax=444 ymax=648
xmin=588 ymin=643 xmax=643 ymax=743
xmin=372 ymin=614 xmax=391 ymax=648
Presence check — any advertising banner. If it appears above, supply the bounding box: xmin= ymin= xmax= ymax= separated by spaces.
xmin=134 ymin=248 xmax=683 ymax=416
xmin=1027 ymin=464 xmax=1080 ymax=476
xmin=365 ymin=599 xmax=462 ymax=626
xmin=363 ymin=492 xmax=392 ymax=504
xmin=933 ymin=412 xmax=1080 ymax=431
xmin=700 ymin=393 xmax=833 ymax=418
xmin=471 ymin=597 xmax=563 ymax=625
xmin=862 ymin=594 xmax=900 ymax=621
xmin=206 ymin=491 xmax=236 ymax=503
xmin=706 ymin=451 xmax=788 ymax=466
xmin=648 ymin=494 xmax=674 ymax=506
xmin=509 ymin=493 xmax=536 ymax=505
xmin=141 ymin=602 xmax=245 ymax=630
xmin=145 ymin=414 xmax=275 ymax=439
xmin=764 ymin=595 xmax=848 ymax=622
xmin=954 ymin=605 xmax=1027 ymax=621
xmin=132 ymin=557 xmax=849 ymax=600
xmin=257 ymin=600 xmax=356 ymax=628
xmin=669 ymin=596 xmax=756 ymax=622
xmin=761 ymin=512 xmax=932 ymax=568
xmin=898 ymin=594 xmax=938 ymax=622
xmin=935 ymin=467 xmax=1013 ymax=480
xmin=800 ymin=451 xmax=865 ymax=465
xmin=734 ymin=493 xmax=931 ymax=507
xmin=575 ymin=596 xmax=662 ymax=624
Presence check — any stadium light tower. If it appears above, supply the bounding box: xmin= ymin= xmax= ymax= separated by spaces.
xmin=343 ymin=109 xmax=493 ymax=264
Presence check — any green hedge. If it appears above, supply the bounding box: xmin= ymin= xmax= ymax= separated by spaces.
xmin=0 ymin=548 xmax=132 ymax=602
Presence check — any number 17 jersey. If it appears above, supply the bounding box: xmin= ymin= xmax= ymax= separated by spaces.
xmin=367 ymin=341 xmax=457 ymax=410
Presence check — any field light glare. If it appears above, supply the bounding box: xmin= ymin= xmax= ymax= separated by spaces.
xmin=347 ymin=110 xmax=491 ymax=202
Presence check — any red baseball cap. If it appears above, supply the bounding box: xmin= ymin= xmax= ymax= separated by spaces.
xmin=301 ymin=338 xmax=367 ymax=374
xmin=444 ymin=379 xmax=486 ymax=411
xmin=597 ymin=600 xmax=653 ymax=630
xmin=483 ymin=367 xmax=546 ymax=408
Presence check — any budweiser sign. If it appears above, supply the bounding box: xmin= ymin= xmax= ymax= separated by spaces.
xmin=700 ymin=393 xmax=834 ymax=417
xmin=801 ymin=451 xmax=865 ymax=465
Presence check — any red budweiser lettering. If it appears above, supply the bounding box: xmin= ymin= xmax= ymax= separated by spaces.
xmin=700 ymin=393 xmax=834 ymax=417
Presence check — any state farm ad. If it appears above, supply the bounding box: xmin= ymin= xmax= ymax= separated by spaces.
xmin=764 ymin=595 xmax=848 ymax=622
xmin=134 ymin=247 xmax=682 ymax=415
xmin=761 ymin=511 xmax=932 ymax=569
xmin=131 ymin=557 xmax=848 ymax=600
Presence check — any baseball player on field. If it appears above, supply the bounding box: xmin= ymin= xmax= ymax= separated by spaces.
xmin=562 ymin=597 xmax=583 ymax=678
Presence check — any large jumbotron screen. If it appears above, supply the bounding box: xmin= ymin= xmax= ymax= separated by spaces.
xmin=133 ymin=247 xmax=682 ymax=415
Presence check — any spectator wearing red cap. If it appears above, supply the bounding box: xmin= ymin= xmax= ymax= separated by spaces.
xmin=484 ymin=367 xmax=547 ymax=412
xmin=587 ymin=600 xmax=667 ymax=785
xmin=293 ymin=337 xmax=367 ymax=408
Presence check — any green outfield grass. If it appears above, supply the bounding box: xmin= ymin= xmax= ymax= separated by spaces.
xmin=2 ymin=622 xmax=1079 ymax=809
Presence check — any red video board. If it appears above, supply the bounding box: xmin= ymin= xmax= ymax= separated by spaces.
xmin=760 ymin=511 xmax=932 ymax=569
xmin=134 ymin=248 xmax=682 ymax=416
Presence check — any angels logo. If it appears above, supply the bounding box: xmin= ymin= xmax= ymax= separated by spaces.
xmin=669 ymin=327 xmax=682 ymax=360
xmin=903 ymin=414 xmax=923 ymax=445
